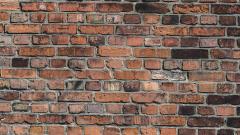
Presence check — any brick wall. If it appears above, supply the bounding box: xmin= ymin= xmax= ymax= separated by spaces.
xmin=0 ymin=0 xmax=239 ymax=134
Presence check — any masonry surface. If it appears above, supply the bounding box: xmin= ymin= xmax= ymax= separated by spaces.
xmin=0 ymin=0 xmax=239 ymax=135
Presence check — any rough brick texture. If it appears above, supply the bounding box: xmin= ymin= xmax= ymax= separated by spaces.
xmin=0 ymin=0 xmax=239 ymax=134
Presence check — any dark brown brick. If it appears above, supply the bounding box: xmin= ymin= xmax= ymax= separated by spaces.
xmin=227 ymin=118 xmax=240 ymax=128
xmin=12 ymin=58 xmax=28 ymax=67
xmin=172 ymin=49 xmax=208 ymax=59
xmin=188 ymin=117 xmax=224 ymax=127
xmin=135 ymin=3 xmax=170 ymax=14
xmin=123 ymin=81 xmax=140 ymax=92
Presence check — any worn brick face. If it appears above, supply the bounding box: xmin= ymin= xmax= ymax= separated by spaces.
xmin=0 ymin=0 xmax=239 ymax=134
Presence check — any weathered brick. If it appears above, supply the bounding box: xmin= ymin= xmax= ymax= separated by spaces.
xmin=76 ymin=115 xmax=112 ymax=125
xmin=190 ymin=27 xmax=225 ymax=36
xmin=21 ymin=2 xmax=56 ymax=12
xmin=116 ymin=26 xmax=150 ymax=35
xmin=212 ymin=5 xmax=240 ymax=14
xmin=42 ymin=24 xmax=77 ymax=34
xmin=169 ymin=94 xmax=204 ymax=104
xmin=97 ymin=3 xmax=133 ymax=12
xmin=189 ymin=72 xmax=225 ymax=82
xmin=58 ymin=47 xmax=94 ymax=57
xmin=188 ymin=117 xmax=224 ymax=127
xmin=58 ymin=92 xmax=92 ymax=102
xmin=151 ymin=116 xmax=186 ymax=126
xmin=135 ymin=3 xmax=170 ymax=13
xmin=95 ymin=93 xmax=130 ymax=103
xmin=173 ymin=4 xmax=209 ymax=13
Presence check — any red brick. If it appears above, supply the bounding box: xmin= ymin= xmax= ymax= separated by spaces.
xmin=39 ymin=70 xmax=72 ymax=79
xmin=84 ymin=126 xmax=102 ymax=135
xmin=95 ymin=93 xmax=130 ymax=103
xmin=30 ymin=126 xmax=44 ymax=135
xmin=21 ymin=2 xmax=56 ymax=11
xmin=169 ymin=94 xmax=204 ymax=104
xmin=160 ymin=128 xmax=177 ymax=135
xmin=132 ymin=93 xmax=166 ymax=103
xmin=114 ymin=70 xmax=151 ymax=80
xmin=122 ymin=128 xmax=138 ymax=135
xmin=1 ymin=69 xmax=36 ymax=79
xmin=127 ymin=37 xmax=144 ymax=46
xmin=39 ymin=114 xmax=73 ymax=124
xmin=42 ymin=24 xmax=77 ymax=34
xmin=97 ymin=3 xmax=133 ymax=12
xmin=173 ymin=4 xmax=209 ymax=13
xmin=142 ymin=105 xmax=158 ymax=115
xmin=48 ymin=126 xmax=64 ymax=135
xmin=68 ymin=104 xmax=85 ymax=113
xmin=58 ymin=47 xmax=94 ymax=57
xmin=20 ymin=92 xmax=56 ymax=101
xmin=32 ymin=35 xmax=50 ymax=45
xmin=124 ymin=14 xmax=141 ymax=24
xmin=70 ymin=36 xmax=87 ymax=45
xmin=76 ymin=115 xmax=112 ymax=125
xmin=99 ymin=46 xmax=132 ymax=57
xmin=143 ymin=14 xmax=160 ymax=24
xmin=189 ymin=72 xmax=225 ymax=82
xmin=134 ymin=48 xmax=171 ymax=58
xmin=216 ymin=106 xmax=235 ymax=116
xmin=126 ymin=60 xmax=142 ymax=69
xmin=116 ymin=26 xmax=150 ymax=35
xmin=0 ymin=12 xmax=9 ymax=21
xmin=153 ymin=26 xmax=188 ymax=36
xmin=5 ymin=24 xmax=41 ymax=34
xmin=67 ymin=127 xmax=82 ymax=135
xmin=0 ymin=103 xmax=11 ymax=112
xmin=30 ymin=13 xmax=46 ymax=23
xmin=103 ymin=127 xmax=120 ymax=135
xmin=58 ymin=92 xmax=92 ymax=102
xmin=67 ymin=14 xmax=84 ymax=23
xmin=31 ymin=103 xmax=48 ymax=113
xmin=0 ymin=2 xmax=20 ymax=11
xmin=48 ymin=13 xmax=66 ymax=23
xmin=51 ymin=35 xmax=69 ymax=45
xmin=151 ymin=116 xmax=186 ymax=126
xmin=190 ymin=27 xmax=225 ymax=36
xmin=1 ymin=114 xmax=37 ymax=124
xmin=87 ymin=70 xmax=111 ymax=80
xmin=159 ymin=104 xmax=177 ymax=115
xmin=13 ymin=126 xmax=28 ymax=135
xmin=59 ymin=3 xmax=95 ymax=12
xmin=19 ymin=47 xmax=55 ymax=57
xmin=79 ymin=25 xmax=114 ymax=34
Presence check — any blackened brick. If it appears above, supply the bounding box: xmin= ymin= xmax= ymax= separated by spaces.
xmin=217 ymin=129 xmax=234 ymax=135
xmin=179 ymin=106 xmax=195 ymax=115
xmin=188 ymin=117 xmax=224 ymax=127
xmin=135 ymin=3 xmax=170 ymax=14
xmin=162 ymin=15 xmax=179 ymax=25
xmin=12 ymin=58 xmax=29 ymax=67
xmin=172 ymin=49 xmax=208 ymax=59
xmin=227 ymin=118 xmax=240 ymax=128
xmin=123 ymin=81 xmax=140 ymax=92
